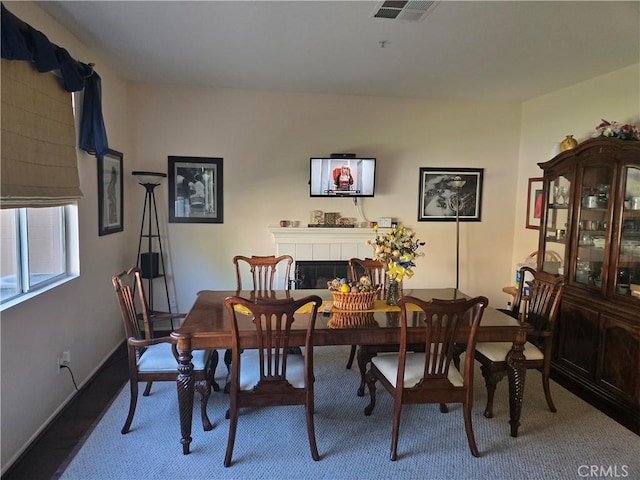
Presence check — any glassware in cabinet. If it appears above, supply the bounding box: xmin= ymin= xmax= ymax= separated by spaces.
xmin=541 ymin=175 xmax=571 ymax=275
xmin=616 ymin=165 xmax=640 ymax=297
xmin=574 ymin=165 xmax=612 ymax=288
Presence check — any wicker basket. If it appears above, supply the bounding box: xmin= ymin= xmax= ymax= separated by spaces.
xmin=327 ymin=311 xmax=379 ymax=329
xmin=330 ymin=289 xmax=379 ymax=310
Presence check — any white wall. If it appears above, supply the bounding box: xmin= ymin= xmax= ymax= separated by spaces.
xmin=0 ymin=2 xmax=135 ymax=473
xmin=128 ymin=85 xmax=522 ymax=311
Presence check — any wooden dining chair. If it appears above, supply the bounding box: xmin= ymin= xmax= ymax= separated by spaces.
xmin=345 ymin=257 xmax=386 ymax=365
xmin=223 ymin=294 xmax=323 ymax=466
xmin=364 ymin=295 xmax=488 ymax=460
xmin=475 ymin=266 xmax=565 ymax=418
xmin=224 ymin=255 xmax=295 ymax=391
xmin=112 ymin=267 xmax=218 ymax=434
xmin=347 ymin=258 xmax=411 ymax=396
xmin=233 ymin=254 xmax=293 ymax=291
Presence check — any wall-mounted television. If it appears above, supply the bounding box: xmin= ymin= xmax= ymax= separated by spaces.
xmin=309 ymin=157 xmax=376 ymax=197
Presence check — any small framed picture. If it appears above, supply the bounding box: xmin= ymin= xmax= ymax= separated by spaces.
xmin=526 ymin=177 xmax=544 ymax=230
xmin=168 ymin=156 xmax=223 ymax=223
xmin=418 ymin=168 xmax=483 ymax=221
xmin=97 ymin=149 xmax=123 ymax=236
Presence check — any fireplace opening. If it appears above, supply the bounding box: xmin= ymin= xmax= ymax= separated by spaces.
xmin=294 ymin=261 xmax=349 ymax=289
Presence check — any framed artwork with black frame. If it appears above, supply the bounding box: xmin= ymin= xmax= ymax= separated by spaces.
xmin=97 ymin=149 xmax=123 ymax=236
xmin=418 ymin=167 xmax=484 ymax=221
xmin=526 ymin=177 xmax=544 ymax=230
xmin=168 ymin=156 xmax=223 ymax=223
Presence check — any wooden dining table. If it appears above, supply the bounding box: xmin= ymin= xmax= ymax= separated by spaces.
xmin=172 ymin=288 xmax=530 ymax=455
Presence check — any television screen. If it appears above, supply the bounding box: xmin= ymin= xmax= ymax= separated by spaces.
xmin=309 ymin=157 xmax=376 ymax=197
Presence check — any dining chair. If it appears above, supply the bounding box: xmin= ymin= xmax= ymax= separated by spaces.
xmin=112 ymin=267 xmax=218 ymax=434
xmin=345 ymin=257 xmax=386 ymax=365
xmin=363 ymin=295 xmax=488 ymax=460
xmin=224 ymin=255 xmax=295 ymax=391
xmin=347 ymin=258 xmax=412 ymax=396
xmin=474 ymin=266 xmax=565 ymax=418
xmin=223 ymin=294 xmax=323 ymax=466
xmin=233 ymin=254 xmax=293 ymax=291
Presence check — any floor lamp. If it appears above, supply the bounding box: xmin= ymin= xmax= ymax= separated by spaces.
xmin=448 ymin=176 xmax=466 ymax=291
xmin=132 ymin=171 xmax=170 ymax=314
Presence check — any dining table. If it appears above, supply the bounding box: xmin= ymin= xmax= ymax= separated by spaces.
xmin=171 ymin=287 xmax=530 ymax=455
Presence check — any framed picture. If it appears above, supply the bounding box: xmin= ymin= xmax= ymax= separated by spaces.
xmin=168 ymin=156 xmax=223 ymax=223
xmin=418 ymin=168 xmax=484 ymax=221
xmin=97 ymin=149 xmax=123 ymax=236
xmin=526 ymin=177 xmax=544 ymax=230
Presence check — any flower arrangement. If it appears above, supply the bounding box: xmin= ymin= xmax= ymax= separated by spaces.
xmin=593 ymin=120 xmax=640 ymax=141
xmin=366 ymin=224 xmax=425 ymax=282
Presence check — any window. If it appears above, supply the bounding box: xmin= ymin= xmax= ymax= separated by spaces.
xmin=0 ymin=205 xmax=78 ymax=306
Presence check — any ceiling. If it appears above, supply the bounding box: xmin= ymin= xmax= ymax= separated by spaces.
xmin=34 ymin=1 xmax=640 ymax=103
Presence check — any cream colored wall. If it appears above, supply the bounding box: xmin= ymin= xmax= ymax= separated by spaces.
xmin=514 ymin=64 xmax=640 ymax=270
xmin=0 ymin=2 xmax=135 ymax=473
xmin=128 ymin=84 xmax=522 ymax=312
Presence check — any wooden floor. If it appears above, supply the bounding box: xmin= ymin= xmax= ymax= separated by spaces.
xmin=2 ymin=342 xmax=129 ymax=480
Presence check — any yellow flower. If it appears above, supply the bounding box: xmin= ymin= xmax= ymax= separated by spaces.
xmin=368 ymin=225 xmax=425 ymax=282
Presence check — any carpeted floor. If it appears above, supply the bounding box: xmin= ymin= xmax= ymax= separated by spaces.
xmin=59 ymin=346 xmax=639 ymax=480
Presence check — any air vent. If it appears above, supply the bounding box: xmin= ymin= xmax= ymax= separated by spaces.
xmin=372 ymin=1 xmax=439 ymax=22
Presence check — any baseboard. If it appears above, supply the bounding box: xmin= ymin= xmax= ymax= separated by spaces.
xmin=1 ymin=339 xmax=126 ymax=477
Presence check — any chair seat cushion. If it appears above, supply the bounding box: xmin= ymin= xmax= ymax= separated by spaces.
xmin=239 ymin=349 xmax=305 ymax=390
xmin=371 ymin=352 xmax=463 ymax=388
xmin=138 ymin=343 xmax=209 ymax=372
xmin=475 ymin=341 xmax=543 ymax=362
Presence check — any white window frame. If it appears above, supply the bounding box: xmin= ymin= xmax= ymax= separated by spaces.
xmin=1 ymin=204 xmax=79 ymax=311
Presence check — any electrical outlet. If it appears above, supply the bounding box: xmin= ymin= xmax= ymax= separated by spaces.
xmin=58 ymin=350 xmax=71 ymax=371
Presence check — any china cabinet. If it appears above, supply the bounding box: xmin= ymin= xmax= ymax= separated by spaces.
xmin=537 ymin=137 xmax=640 ymax=434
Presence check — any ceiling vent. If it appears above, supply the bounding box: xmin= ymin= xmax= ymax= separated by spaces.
xmin=371 ymin=1 xmax=439 ymax=22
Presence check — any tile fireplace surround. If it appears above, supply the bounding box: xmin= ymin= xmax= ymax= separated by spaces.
xmin=268 ymin=226 xmax=383 ymax=287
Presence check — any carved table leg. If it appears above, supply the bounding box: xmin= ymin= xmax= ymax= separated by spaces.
xmin=356 ymin=346 xmax=375 ymax=397
xmin=177 ymin=339 xmax=195 ymax=454
xmin=506 ymin=334 xmax=527 ymax=437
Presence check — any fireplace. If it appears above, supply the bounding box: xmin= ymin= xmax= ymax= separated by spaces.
xmin=268 ymin=225 xmax=377 ymax=289
xmin=294 ymin=260 xmax=349 ymax=289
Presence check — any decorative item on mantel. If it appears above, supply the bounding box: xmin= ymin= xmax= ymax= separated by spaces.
xmin=366 ymin=224 xmax=425 ymax=305
xmin=592 ymin=119 xmax=640 ymax=141
xmin=307 ymin=210 xmax=357 ymax=227
xmin=559 ymin=135 xmax=578 ymax=152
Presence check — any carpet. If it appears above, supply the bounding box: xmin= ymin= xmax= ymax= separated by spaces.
xmin=59 ymin=346 xmax=639 ymax=479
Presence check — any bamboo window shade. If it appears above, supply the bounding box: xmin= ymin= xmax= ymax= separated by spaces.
xmin=1 ymin=57 xmax=83 ymax=208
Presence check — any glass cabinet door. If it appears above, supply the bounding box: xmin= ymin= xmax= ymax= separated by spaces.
xmin=616 ymin=165 xmax=640 ymax=298
xmin=574 ymin=165 xmax=613 ymax=288
xmin=542 ymin=175 xmax=571 ymax=275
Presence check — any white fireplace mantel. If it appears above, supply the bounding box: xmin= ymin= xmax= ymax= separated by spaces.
xmin=268 ymin=225 xmax=388 ymax=263
xmin=268 ymin=226 xmax=392 ymax=286
xmin=268 ymin=226 xmax=376 ymax=245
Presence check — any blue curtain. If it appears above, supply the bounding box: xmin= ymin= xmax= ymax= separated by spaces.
xmin=1 ymin=3 xmax=109 ymax=159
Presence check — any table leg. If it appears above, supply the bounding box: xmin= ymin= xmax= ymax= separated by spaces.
xmin=506 ymin=333 xmax=527 ymax=437
xmin=177 ymin=340 xmax=195 ymax=455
